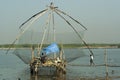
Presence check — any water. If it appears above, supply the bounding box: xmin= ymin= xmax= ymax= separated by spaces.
xmin=0 ymin=48 xmax=120 ymax=80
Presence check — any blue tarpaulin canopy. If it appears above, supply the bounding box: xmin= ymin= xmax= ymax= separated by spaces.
xmin=42 ymin=43 xmax=60 ymax=55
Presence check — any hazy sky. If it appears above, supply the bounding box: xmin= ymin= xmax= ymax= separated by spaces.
xmin=0 ymin=0 xmax=120 ymax=44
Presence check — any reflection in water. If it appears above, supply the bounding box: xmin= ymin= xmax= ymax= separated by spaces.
xmin=29 ymin=66 xmax=66 ymax=80
xmin=30 ymin=75 xmax=66 ymax=80
xmin=28 ymin=61 xmax=66 ymax=80
xmin=18 ymin=66 xmax=66 ymax=80
xmin=30 ymin=71 xmax=66 ymax=80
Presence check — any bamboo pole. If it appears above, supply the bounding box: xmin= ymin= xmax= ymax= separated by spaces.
xmin=104 ymin=48 xmax=109 ymax=80
xmin=31 ymin=46 xmax=35 ymax=63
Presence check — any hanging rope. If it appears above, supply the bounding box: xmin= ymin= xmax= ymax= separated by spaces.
xmin=56 ymin=9 xmax=87 ymax=30
xmin=19 ymin=9 xmax=48 ymax=29
xmin=46 ymin=12 xmax=52 ymax=43
xmin=54 ymin=9 xmax=94 ymax=56
xmin=52 ymin=11 xmax=56 ymax=42
xmin=37 ymin=12 xmax=52 ymax=56
xmin=6 ymin=9 xmax=48 ymax=54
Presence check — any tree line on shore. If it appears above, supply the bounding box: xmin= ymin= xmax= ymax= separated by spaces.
xmin=0 ymin=43 xmax=120 ymax=48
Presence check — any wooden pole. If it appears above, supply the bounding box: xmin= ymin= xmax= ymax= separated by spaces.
xmin=31 ymin=46 xmax=35 ymax=62
xmin=104 ymin=48 xmax=109 ymax=80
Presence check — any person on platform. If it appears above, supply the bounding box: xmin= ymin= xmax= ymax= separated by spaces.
xmin=41 ymin=52 xmax=47 ymax=64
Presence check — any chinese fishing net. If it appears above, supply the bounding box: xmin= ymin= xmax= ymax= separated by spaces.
xmin=13 ymin=4 xmax=86 ymax=64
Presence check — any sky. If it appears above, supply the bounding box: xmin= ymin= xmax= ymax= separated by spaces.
xmin=0 ymin=0 xmax=120 ymax=44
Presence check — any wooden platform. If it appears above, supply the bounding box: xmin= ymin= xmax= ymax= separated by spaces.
xmin=30 ymin=57 xmax=66 ymax=75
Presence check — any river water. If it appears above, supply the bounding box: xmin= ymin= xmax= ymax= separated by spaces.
xmin=0 ymin=48 xmax=120 ymax=80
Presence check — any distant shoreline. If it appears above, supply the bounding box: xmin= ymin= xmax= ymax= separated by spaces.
xmin=0 ymin=43 xmax=120 ymax=50
xmin=0 ymin=45 xmax=119 ymax=50
xmin=80 ymin=45 xmax=119 ymax=49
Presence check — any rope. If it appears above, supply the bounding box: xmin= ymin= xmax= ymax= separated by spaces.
xmin=19 ymin=9 xmax=48 ymax=29
xmin=6 ymin=10 xmax=48 ymax=54
xmin=68 ymin=63 xmax=120 ymax=67
xmin=54 ymin=9 xmax=94 ymax=56
xmin=37 ymin=12 xmax=52 ymax=56
xmin=56 ymin=8 xmax=87 ymax=30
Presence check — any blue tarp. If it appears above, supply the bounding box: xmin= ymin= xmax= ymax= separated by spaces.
xmin=42 ymin=43 xmax=60 ymax=55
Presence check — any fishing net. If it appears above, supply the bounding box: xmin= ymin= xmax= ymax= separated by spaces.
xmin=13 ymin=30 xmax=85 ymax=64
xmin=13 ymin=3 xmax=86 ymax=64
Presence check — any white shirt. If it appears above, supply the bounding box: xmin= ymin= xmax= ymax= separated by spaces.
xmin=90 ymin=55 xmax=93 ymax=60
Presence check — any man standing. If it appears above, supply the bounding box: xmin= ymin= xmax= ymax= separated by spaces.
xmin=90 ymin=54 xmax=95 ymax=66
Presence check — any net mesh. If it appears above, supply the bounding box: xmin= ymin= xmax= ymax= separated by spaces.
xmin=13 ymin=6 xmax=86 ymax=64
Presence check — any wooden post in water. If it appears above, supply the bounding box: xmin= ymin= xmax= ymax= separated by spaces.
xmin=104 ymin=48 xmax=109 ymax=80
xmin=31 ymin=46 xmax=35 ymax=61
